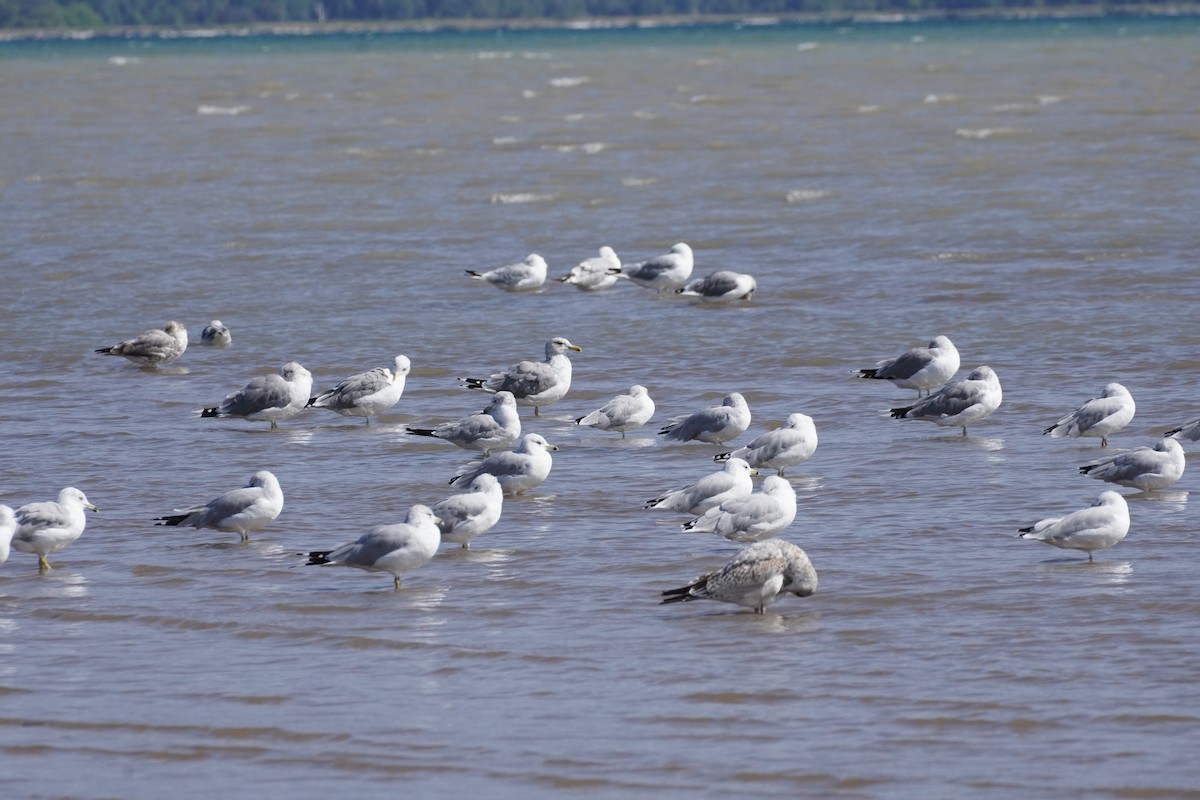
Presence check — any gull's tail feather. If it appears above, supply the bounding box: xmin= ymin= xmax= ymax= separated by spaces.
xmin=306 ymin=550 xmax=333 ymax=566
xmin=154 ymin=514 xmax=188 ymax=527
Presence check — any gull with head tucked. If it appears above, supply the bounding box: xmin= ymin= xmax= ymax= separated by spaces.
xmin=662 ymin=539 xmax=818 ymax=614
xmin=449 ymin=433 xmax=557 ymax=496
xmin=308 ymin=355 xmax=410 ymax=425
xmin=659 ymin=392 xmax=751 ymax=445
xmin=676 ymin=270 xmax=757 ymax=303
xmin=1043 ymin=382 xmax=1135 ymax=447
xmin=558 ymin=246 xmax=621 ymax=291
xmin=1018 ymin=491 xmax=1130 ymax=561
xmin=890 ymin=366 xmax=1002 ymax=436
xmin=613 ymin=242 xmax=694 ymax=292
xmin=575 ymin=385 xmax=656 ymax=438
xmin=714 ymin=413 xmax=817 ymax=477
xmin=306 ymin=504 xmax=441 ymax=590
xmin=858 ymin=335 xmax=960 ymax=397
xmin=154 ymin=470 xmax=283 ymax=542
xmin=96 ymin=320 xmax=188 ymax=367
xmin=644 ymin=458 xmax=758 ymax=516
xmin=431 ymin=474 xmax=504 ymax=550
xmin=681 ymin=475 xmax=797 ymax=543
xmin=407 ymin=391 xmax=521 ymax=455
xmin=1079 ymin=438 xmax=1185 ymax=492
xmin=467 ymin=254 xmax=547 ymax=293
xmin=201 ymin=362 xmax=313 ymax=429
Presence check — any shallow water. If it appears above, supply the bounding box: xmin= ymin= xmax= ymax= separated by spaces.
xmin=3 ymin=18 xmax=1200 ymax=798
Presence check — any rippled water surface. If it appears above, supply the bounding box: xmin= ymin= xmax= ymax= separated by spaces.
xmin=3 ymin=18 xmax=1200 ymax=798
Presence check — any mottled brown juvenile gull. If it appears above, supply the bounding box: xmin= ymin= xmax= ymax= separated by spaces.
xmin=154 ymin=470 xmax=283 ymax=542
xmin=575 ymin=385 xmax=656 ymax=438
xmin=715 ymin=413 xmax=818 ymax=477
xmin=466 ymin=253 xmax=547 ymax=292
xmin=407 ymin=391 xmax=521 ymax=455
xmin=96 ymin=320 xmax=188 ymax=367
xmin=462 ymin=337 xmax=582 ymax=416
xmin=662 ymin=539 xmax=818 ymax=614
xmin=890 ymin=366 xmax=1002 ymax=436
xmin=1079 ymin=438 xmax=1185 ymax=491
xmin=644 ymin=458 xmax=758 ymax=515
xmin=12 ymin=487 xmax=99 ymax=571
xmin=858 ymin=335 xmax=960 ymax=397
xmin=308 ymin=355 xmax=410 ymax=424
xmin=1018 ymin=491 xmax=1129 ymax=561
xmin=1043 ymin=383 xmax=1135 ymax=447
xmin=201 ymin=362 xmax=313 ymax=429
xmin=306 ymin=504 xmax=441 ymax=590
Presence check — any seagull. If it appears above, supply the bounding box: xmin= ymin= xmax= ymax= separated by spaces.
xmin=154 ymin=470 xmax=283 ymax=542
xmin=1018 ymin=491 xmax=1130 ymax=561
xmin=858 ymin=335 xmax=960 ymax=397
xmin=558 ymin=246 xmax=621 ymax=291
xmin=0 ymin=505 xmax=15 ymax=565
xmin=1079 ymin=438 xmax=1186 ymax=491
xmin=890 ymin=365 xmax=1002 ymax=436
xmin=661 ymin=539 xmax=818 ymax=614
xmin=308 ymin=355 xmax=410 ymax=424
xmin=449 ymin=433 xmax=557 ymax=496
xmin=407 ymin=391 xmax=521 ymax=455
xmin=612 ymin=242 xmax=694 ymax=291
xmin=575 ymin=385 xmax=656 ymax=438
xmin=1166 ymin=417 xmax=1200 ymax=443
xmin=466 ymin=254 xmax=547 ymax=292
xmin=1043 ymin=383 xmax=1135 ymax=447
xmin=462 ymin=337 xmax=582 ymax=416
xmin=11 ymin=487 xmax=99 ymax=571
xmin=95 ymin=320 xmax=188 ymax=367
xmin=681 ymin=475 xmax=797 ymax=542
xmin=431 ymin=474 xmax=504 ymax=549
xmin=306 ymin=504 xmax=441 ymax=590
xmin=645 ymin=458 xmax=758 ymax=515
xmin=675 ymin=270 xmax=757 ymax=303
xmin=659 ymin=392 xmax=751 ymax=444
xmin=714 ymin=413 xmax=818 ymax=477
xmin=201 ymin=362 xmax=313 ymax=428
xmin=200 ymin=320 xmax=231 ymax=347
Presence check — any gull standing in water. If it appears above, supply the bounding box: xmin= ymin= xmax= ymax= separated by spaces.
xmin=431 ymin=474 xmax=504 ymax=549
xmin=659 ymin=392 xmax=751 ymax=445
xmin=1043 ymin=383 xmax=1135 ymax=447
xmin=681 ymin=475 xmax=797 ymax=542
xmin=858 ymin=335 xmax=960 ymax=397
xmin=407 ymin=391 xmax=521 ymax=455
xmin=613 ymin=242 xmax=694 ymax=291
xmin=676 ymin=271 xmax=757 ymax=303
xmin=1018 ymin=491 xmax=1130 ymax=561
xmin=714 ymin=413 xmax=818 ymax=477
xmin=462 ymin=337 xmax=582 ymax=416
xmin=449 ymin=433 xmax=557 ymax=496
xmin=1079 ymin=438 xmax=1186 ymax=492
xmin=662 ymin=539 xmax=818 ymax=614
xmin=466 ymin=254 xmax=547 ymax=292
xmin=11 ymin=487 xmax=99 ymax=571
xmin=308 ymin=355 xmax=410 ymax=424
xmin=201 ymin=362 xmax=313 ymax=429
xmin=558 ymin=246 xmax=621 ymax=291
xmin=96 ymin=320 xmax=188 ymax=367
xmin=890 ymin=366 xmax=1002 ymax=436
xmin=575 ymin=385 xmax=656 ymax=438
xmin=645 ymin=458 xmax=758 ymax=515
xmin=306 ymin=505 xmax=441 ymax=590
xmin=154 ymin=470 xmax=283 ymax=542
xmin=200 ymin=320 xmax=232 ymax=347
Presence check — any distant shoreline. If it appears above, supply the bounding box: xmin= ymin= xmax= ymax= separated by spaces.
xmin=2 ymin=5 xmax=1198 ymax=43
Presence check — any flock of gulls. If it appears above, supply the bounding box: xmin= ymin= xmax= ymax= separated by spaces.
xmin=2 ymin=243 xmax=1195 ymax=613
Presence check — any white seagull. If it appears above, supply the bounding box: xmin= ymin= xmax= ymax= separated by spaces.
xmin=449 ymin=433 xmax=557 ymax=496
xmin=890 ymin=365 xmax=1002 ymax=436
xmin=201 ymin=362 xmax=313 ymax=428
xmin=200 ymin=320 xmax=232 ymax=347
xmin=858 ymin=335 xmax=960 ymax=396
xmin=682 ymin=475 xmax=798 ymax=542
xmin=676 ymin=270 xmax=757 ymax=303
xmin=306 ymin=504 xmax=441 ymax=590
xmin=1043 ymin=382 xmax=1135 ymax=447
xmin=96 ymin=320 xmax=188 ymax=367
xmin=462 ymin=337 xmax=582 ymax=416
xmin=407 ymin=391 xmax=521 ymax=455
xmin=613 ymin=242 xmax=694 ymax=291
xmin=1079 ymin=438 xmax=1186 ymax=492
xmin=659 ymin=392 xmax=751 ymax=444
xmin=644 ymin=458 xmax=758 ymax=515
xmin=12 ymin=487 xmax=99 ymax=571
xmin=575 ymin=385 xmax=656 ymax=438
xmin=466 ymin=253 xmax=547 ymax=292
xmin=431 ymin=474 xmax=504 ymax=549
xmin=0 ymin=505 xmax=15 ymax=565
xmin=308 ymin=355 xmax=410 ymax=424
xmin=154 ymin=470 xmax=284 ymax=542
xmin=715 ymin=413 xmax=818 ymax=477
xmin=662 ymin=539 xmax=818 ymax=614
xmin=558 ymin=246 xmax=621 ymax=291
xmin=1018 ymin=491 xmax=1130 ymax=561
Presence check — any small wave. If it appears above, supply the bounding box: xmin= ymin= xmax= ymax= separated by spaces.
xmin=924 ymin=94 xmax=959 ymax=104
xmin=857 ymin=104 xmax=882 ymax=114
xmin=786 ymin=189 xmax=832 ymax=203
xmin=549 ymin=76 xmax=589 ymax=89
xmin=621 ymin=177 xmax=658 ymax=187
xmin=107 ymin=56 xmax=140 ymax=65
xmin=796 ymin=42 xmax=820 ymax=52
xmin=492 ymin=136 xmax=521 ymax=146
xmin=955 ymin=127 xmax=1025 ymax=140
xmin=490 ymin=192 xmax=554 ymax=205
xmin=197 ymin=105 xmax=251 ymax=116
xmin=544 ymin=143 xmax=608 ymax=155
